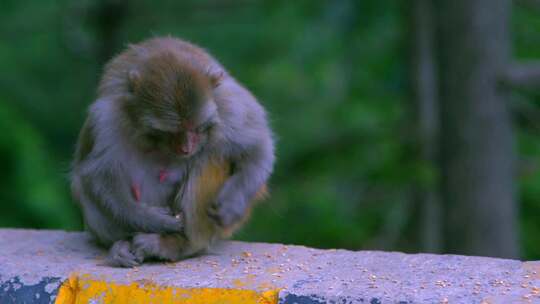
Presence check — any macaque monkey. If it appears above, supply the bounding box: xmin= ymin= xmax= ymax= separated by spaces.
xmin=70 ymin=37 xmax=275 ymax=267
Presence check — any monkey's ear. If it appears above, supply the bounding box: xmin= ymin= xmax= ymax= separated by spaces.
xmin=207 ymin=68 xmax=224 ymax=88
xmin=127 ymin=69 xmax=142 ymax=93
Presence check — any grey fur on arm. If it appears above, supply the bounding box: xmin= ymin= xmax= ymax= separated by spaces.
xmin=207 ymin=78 xmax=275 ymax=227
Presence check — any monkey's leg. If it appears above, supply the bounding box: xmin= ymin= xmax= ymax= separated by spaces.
xmin=79 ymin=193 xmax=132 ymax=246
xmin=131 ymin=233 xmax=188 ymax=262
xmin=108 ymin=240 xmax=140 ymax=267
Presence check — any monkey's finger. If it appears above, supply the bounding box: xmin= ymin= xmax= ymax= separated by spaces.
xmin=207 ymin=201 xmax=246 ymax=228
xmin=206 ymin=205 xmax=225 ymax=227
xmin=109 ymin=251 xmax=140 ymax=268
xmin=108 ymin=240 xmax=140 ymax=268
xmin=158 ymin=216 xmax=184 ymax=233
xmin=109 ymin=255 xmax=140 ymax=268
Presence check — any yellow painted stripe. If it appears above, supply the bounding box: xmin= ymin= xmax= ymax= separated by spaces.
xmin=55 ymin=274 xmax=279 ymax=304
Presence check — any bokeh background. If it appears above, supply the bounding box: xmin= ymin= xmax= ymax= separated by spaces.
xmin=1 ymin=0 xmax=540 ymax=260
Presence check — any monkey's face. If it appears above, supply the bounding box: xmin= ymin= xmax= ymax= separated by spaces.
xmin=129 ymin=98 xmax=218 ymax=160
xmin=144 ymin=108 xmax=217 ymax=159
xmin=125 ymin=53 xmax=219 ymax=159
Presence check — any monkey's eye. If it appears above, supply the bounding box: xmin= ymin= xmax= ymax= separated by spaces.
xmin=147 ymin=130 xmax=169 ymax=143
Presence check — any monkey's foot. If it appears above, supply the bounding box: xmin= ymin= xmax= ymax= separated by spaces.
xmin=132 ymin=233 xmax=161 ymax=263
xmin=132 ymin=233 xmax=185 ymax=263
xmin=108 ymin=240 xmax=140 ymax=268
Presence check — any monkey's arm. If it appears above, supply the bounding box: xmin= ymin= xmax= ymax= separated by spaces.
xmin=74 ymin=167 xmax=183 ymax=234
xmin=209 ymin=143 xmax=273 ymax=228
xmin=72 ymin=119 xmax=182 ymax=235
xmin=208 ymin=79 xmax=275 ymax=227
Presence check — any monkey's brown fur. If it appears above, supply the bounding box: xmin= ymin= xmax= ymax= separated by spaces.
xmin=71 ymin=37 xmax=275 ymax=267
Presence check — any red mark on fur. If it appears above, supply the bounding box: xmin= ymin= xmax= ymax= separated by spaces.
xmin=131 ymin=183 xmax=141 ymax=202
xmin=159 ymin=169 xmax=169 ymax=183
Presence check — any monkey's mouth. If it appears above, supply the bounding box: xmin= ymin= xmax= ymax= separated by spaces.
xmin=175 ymin=146 xmax=195 ymax=156
xmin=143 ymin=147 xmax=197 ymax=161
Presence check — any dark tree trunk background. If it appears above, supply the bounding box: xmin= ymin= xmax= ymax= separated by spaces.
xmin=93 ymin=0 xmax=128 ymax=65
xmin=435 ymin=0 xmax=520 ymax=258
xmin=408 ymin=0 xmax=442 ymax=253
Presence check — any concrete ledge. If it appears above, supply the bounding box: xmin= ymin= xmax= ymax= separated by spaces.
xmin=0 ymin=229 xmax=539 ymax=304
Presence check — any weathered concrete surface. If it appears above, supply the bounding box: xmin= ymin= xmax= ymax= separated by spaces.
xmin=1 ymin=229 xmax=540 ymax=303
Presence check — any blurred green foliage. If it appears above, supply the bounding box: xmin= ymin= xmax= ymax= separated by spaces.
xmin=1 ymin=0 xmax=540 ymax=259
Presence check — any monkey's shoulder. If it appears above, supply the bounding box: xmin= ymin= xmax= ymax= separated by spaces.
xmin=74 ymin=118 xmax=96 ymax=163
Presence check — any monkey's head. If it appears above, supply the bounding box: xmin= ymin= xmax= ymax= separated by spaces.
xmin=124 ymin=52 xmax=221 ymax=159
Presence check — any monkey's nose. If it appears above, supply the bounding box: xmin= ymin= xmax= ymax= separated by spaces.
xmin=175 ymin=144 xmax=191 ymax=155
xmin=175 ymin=132 xmax=198 ymax=155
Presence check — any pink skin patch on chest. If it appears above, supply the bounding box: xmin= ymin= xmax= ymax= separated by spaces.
xmin=159 ymin=169 xmax=169 ymax=183
xmin=131 ymin=169 xmax=174 ymax=203
xmin=131 ymin=183 xmax=141 ymax=202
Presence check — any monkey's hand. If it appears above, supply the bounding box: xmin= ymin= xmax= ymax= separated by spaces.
xmin=140 ymin=205 xmax=184 ymax=233
xmin=207 ymin=181 xmax=248 ymax=228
